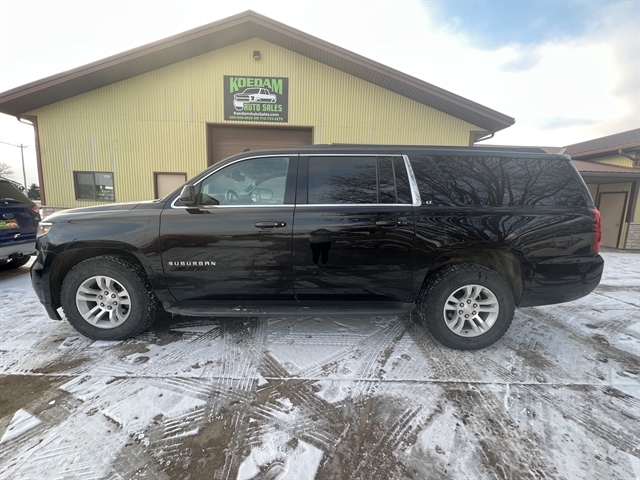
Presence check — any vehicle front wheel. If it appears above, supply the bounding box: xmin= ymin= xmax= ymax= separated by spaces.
xmin=60 ymin=255 xmax=159 ymax=340
xmin=416 ymin=264 xmax=515 ymax=350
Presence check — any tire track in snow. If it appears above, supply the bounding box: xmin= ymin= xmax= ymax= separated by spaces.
xmin=472 ymin=353 xmax=640 ymax=457
xmin=406 ymin=321 xmax=554 ymax=480
xmin=519 ymin=309 xmax=639 ymax=375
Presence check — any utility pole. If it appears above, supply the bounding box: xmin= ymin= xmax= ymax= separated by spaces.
xmin=0 ymin=140 xmax=30 ymax=192
xmin=20 ymin=144 xmax=27 ymax=190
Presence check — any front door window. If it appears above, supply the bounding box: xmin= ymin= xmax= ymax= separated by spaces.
xmin=199 ymin=157 xmax=289 ymax=206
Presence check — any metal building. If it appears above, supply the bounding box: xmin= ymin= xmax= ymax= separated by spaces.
xmin=0 ymin=11 xmax=514 ymax=208
xmin=567 ymin=129 xmax=640 ymax=249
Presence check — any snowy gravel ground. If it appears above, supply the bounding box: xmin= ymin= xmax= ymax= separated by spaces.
xmin=0 ymin=251 xmax=638 ymax=479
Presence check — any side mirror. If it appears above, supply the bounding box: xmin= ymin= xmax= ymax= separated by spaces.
xmin=179 ymin=184 xmax=197 ymax=206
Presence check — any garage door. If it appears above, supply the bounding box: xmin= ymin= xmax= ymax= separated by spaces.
xmin=208 ymin=125 xmax=313 ymax=165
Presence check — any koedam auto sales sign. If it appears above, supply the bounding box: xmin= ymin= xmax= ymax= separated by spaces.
xmin=224 ymin=76 xmax=289 ymax=122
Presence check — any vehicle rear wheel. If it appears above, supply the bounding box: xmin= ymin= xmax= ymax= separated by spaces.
xmin=61 ymin=255 xmax=159 ymax=340
xmin=416 ymin=264 xmax=514 ymax=350
xmin=0 ymin=255 xmax=31 ymax=271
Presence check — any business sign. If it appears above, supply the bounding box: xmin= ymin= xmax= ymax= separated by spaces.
xmin=224 ymin=76 xmax=289 ymax=122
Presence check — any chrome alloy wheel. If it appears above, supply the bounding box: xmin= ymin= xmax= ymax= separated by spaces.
xmin=75 ymin=275 xmax=131 ymax=329
xmin=443 ymin=284 xmax=499 ymax=337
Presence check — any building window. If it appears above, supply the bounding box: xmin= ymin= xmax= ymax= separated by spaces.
xmin=74 ymin=171 xmax=115 ymax=201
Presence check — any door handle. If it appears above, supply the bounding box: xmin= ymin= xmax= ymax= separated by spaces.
xmin=254 ymin=221 xmax=286 ymax=229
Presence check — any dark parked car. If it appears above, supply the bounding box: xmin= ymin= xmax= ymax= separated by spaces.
xmin=31 ymin=146 xmax=603 ymax=349
xmin=1 ymin=177 xmax=40 ymax=270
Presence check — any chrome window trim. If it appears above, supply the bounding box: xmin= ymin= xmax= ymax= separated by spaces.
xmin=170 ymin=154 xmax=291 ymax=209
xmin=295 ymin=204 xmax=412 ymax=208
xmin=306 ymin=153 xmax=396 ymax=157
xmin=402 ymin=154 xmax=422 ymax=207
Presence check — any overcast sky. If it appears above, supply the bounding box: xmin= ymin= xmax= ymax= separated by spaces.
xmin=0 ymin=0 xmax=638 ymax=187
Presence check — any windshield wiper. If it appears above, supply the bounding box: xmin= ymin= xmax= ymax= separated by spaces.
xmin=0 ymin=198 xmax=23 ymax=203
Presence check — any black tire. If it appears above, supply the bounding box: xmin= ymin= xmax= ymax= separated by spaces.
xmin=416 ymin=264 xmax=515 ymax=350
xmin=60 ymin=255 xmax=159 ymax=340
xmin=0 ymin=255 xmax=31 ymax=271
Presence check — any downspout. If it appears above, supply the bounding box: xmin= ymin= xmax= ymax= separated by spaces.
xmin=474 ymin=132 xmax=495 ymax=144
xmin=16 ymin=115 xmax=46 ymax=205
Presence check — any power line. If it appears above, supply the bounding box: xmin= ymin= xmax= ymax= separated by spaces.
xmin=0 ymin=140 xmax=34 ymax=150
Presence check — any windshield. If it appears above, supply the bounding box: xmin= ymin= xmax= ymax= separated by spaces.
xmin=242 ymin=88 xmax=261 ymax=94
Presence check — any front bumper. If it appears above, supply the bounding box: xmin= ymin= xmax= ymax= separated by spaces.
xmin=30 ymin=251 xmax=62 ymax=320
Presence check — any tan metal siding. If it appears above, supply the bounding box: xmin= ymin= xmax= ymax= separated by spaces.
xmin=592 ymin=154 xmax=635 ymax=168
xmin=30 ymin=38 xmax=480 ymax=207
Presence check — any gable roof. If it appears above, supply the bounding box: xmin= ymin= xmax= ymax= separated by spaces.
xmin=563 ymin=128 xmax=640 ymax=157
xmin=0 ymin=10 xmax=514 ymax=133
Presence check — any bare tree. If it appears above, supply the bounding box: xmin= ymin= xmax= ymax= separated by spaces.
xmin=0 ymin=162 xmax=14 ymax=178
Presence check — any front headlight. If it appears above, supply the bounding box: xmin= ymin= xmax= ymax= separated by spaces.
xmin=37 ymin=222 xmax=52 ymax=237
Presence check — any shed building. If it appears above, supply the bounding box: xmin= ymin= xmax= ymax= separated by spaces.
xmin=565 ymin=129 xmax=640 ymax=249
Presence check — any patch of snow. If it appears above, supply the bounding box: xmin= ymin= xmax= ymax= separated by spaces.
xmin=0 ymin=409 xmax=41 ymax=444
xmin=237 ymin=435 xmax=323 ymax=480
xmin=171 ymin=324 xmax=218 ymax=334
xmin=628 ymin=452 xmax=640 ymax=480
xmin=103 ymin=385 xmax=206 ymax=433
xmin=90 ymin=340 xmax=122 ymax=348
xmin=268 ymin=345 xmax=349 ymax=374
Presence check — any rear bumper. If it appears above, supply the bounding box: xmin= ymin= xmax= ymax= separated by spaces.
xmin=519 ymin=254 xmax=604 ymax=307
xmin=0 ymin=240 xmax=36 ymax=262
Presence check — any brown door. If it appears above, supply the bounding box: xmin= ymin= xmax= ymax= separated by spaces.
xmin=155 ymin=173 xmax=187 ymax=199
xmin=208 ymin=125 xmax=313 ymax=165
xmin=598 ymin=192 xmax=626 ymax=248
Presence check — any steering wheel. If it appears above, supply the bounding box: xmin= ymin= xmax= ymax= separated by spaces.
xmin=225 ymin=189 xmax=240 ymax=204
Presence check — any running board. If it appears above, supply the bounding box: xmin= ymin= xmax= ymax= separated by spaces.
xmin=163 ymin=302 xmax=414 ymax=317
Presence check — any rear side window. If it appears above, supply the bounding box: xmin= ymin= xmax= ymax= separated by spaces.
xmin=0 ymin=181 xmax=30 ymax=203
xmin=410 ymin=155 xmax=586 ymax=207
xmin=307 ymin=156 xmax=411 ymax=204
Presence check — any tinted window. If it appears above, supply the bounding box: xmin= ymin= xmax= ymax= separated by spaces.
xmin=307 ymin=156 xmax=411 ymax=205
xmin=393 ymin=157 xmax=412 ymax=204
xmin=308 ymin=157 xmax=377 ymax=204
xmin=200 ymin=157 xmax=289 ymax=205
xmin=411 ymin=155 xmax=586 ymax=207
xmin=378 ymin=157 xmax=396 ymax=204
xmin=0 ymin=181 xmax=30 ymax=203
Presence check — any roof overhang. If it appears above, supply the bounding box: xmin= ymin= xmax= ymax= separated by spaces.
xmin=573 ymin=159 xmax=640 ymax=183
xmin=570 ymin=142 xmax=640 ymax=160
xmin=579 ymin=172 xmax=640 ymax=183
xmin=0 ymin=11 xmax=514 ymax=133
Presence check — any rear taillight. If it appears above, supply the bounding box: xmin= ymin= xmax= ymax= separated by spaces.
xmin=30 ymin=205 xmax=39 ymax=215
xmin=590 ymin=208 xmax=601 ymax=254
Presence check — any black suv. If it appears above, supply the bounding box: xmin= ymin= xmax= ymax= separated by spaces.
xmin=31 ymin=146 xmax=603 ymax=349
xmin=1 ymin=177 xmax=40 ymax=270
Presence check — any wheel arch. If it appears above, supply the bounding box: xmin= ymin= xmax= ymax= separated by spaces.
xmin=417 ymin=249 xmax=524 ymax=306
xmin=49 ymin=244 xmax=153 ymax=309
